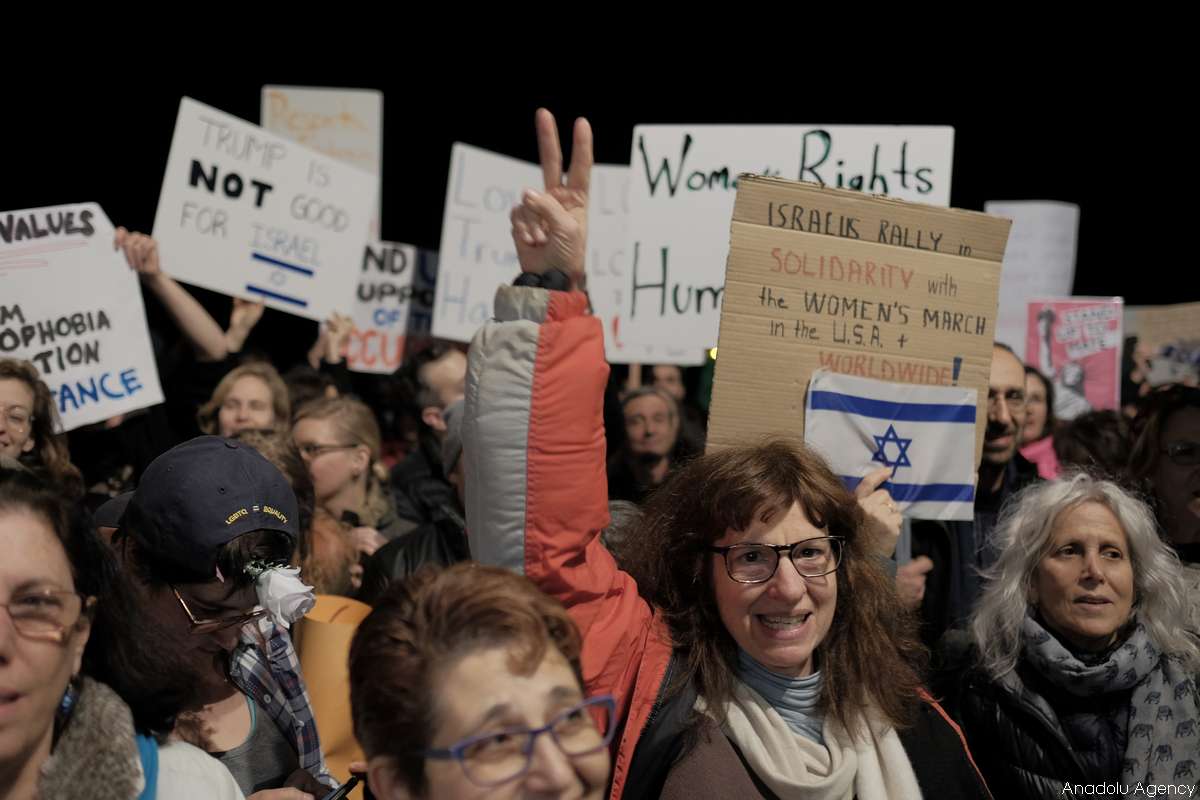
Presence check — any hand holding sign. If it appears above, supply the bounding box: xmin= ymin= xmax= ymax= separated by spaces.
xmin=854 ymin=466 xmax=902 ymax=559
xmin=114 ymin=227 xmax=161 ymax=278
xmin=510 ymin=109 xmax=592 ymax=290
xmin=227 ymin=297 xmax=265 ymax=354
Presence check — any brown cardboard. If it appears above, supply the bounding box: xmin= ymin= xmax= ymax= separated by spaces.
xmin=709 ymin=175 xmax=1012 ymax=464
xmin=1130 ymin=302 xmax=1200 ymax=351
xmin=733 ymin=177 xmax=1010 ymax=263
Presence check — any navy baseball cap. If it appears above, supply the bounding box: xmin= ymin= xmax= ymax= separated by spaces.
xmin=95 ymin=436 xmax=298 ymax=578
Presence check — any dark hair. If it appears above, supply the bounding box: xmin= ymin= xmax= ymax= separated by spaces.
xmin=282 ymin=365 xmax=338 ymax=418
xmin=1023 ymin=365 xmax=1056 ymax=441
xmin=1053 ymin=410 xmax=1130 ymax=482
xmin=0 ymin=471 xmax=185 ymax=738
xmin=1128 ymin=384 xmax=1200 ymax=483
xmin=1126 ymin=384 xmax=1200 ymax=531
xmin=0 ymin=358 xmax=84 ymax=498
xmin=621 ymin=440 xmax=926 ymax=740
xmin=398 ymin=342 xmax=460 ymax=414
xmin=350 ymin=563 xmax=584 ymax=795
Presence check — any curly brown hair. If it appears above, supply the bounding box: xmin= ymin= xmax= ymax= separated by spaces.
xmin=622 ymin=439 xmax=926 ymax=738
xmin=349 ymin=563 xmax=584 ymax=795
xmin=0 ymin=358 xmax=83 ymax=498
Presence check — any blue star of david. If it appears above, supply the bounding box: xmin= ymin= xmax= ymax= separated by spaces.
xmin=871 ymin=425 xmax=913 ymax=476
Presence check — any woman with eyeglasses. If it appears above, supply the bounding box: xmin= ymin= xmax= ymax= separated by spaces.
xmin=457 ymin=109 xmax=991 ymax=799
xmin=350 ymin=562 xmax=614 ymax=799
xmin=1128 ymin=384 xmax=1200 ymax=632
xmin=1 ymin=469 xmax=244 ymax=798
xmin=292 ymin=397 xmax=408 ymax=591
xmin=0 ymin=358 xmax=84 ymax=498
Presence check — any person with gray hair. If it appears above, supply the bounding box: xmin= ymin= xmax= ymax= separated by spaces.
xmin=936 ymin=472 xmax=1200 ymax=798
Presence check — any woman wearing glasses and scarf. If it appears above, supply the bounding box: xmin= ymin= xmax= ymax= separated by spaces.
xmin=1 ymin=469 xmax=243 ymax=798
xmin=94 ymin=436 xmax=331 ymax=799
xmin=458 ymin=109 xmax=991 ymax=799
xmin=1128 ymin=384 xmax=1200 ymax=633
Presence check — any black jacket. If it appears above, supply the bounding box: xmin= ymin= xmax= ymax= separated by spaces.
xmin=911 ymin=453 xmax=1040 ymax=650
xmin=388 ymin=435 xmax=458 ymax=527
xmin=933 ymin=637 xmax=1128 ymax=799
xmin=357 ymin=516 xmax=469 ymax=605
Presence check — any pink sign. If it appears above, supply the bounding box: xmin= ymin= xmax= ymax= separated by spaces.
xmin=1026 ymin=297 xmax=1123 ymax=419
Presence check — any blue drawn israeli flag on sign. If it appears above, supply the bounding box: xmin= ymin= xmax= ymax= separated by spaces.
xmin=804 ymin=369 xmax=979 ymax=521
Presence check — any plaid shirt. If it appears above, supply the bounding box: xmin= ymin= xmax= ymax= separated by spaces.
xmin=229 ymin=617 xmax=336 ymax=789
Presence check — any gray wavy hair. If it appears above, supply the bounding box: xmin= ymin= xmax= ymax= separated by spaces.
xmin=971 ymin=471 xmax=1200 ymax=679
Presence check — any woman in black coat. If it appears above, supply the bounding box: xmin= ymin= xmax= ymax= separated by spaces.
xmin=936 ymin=473 xmax=1200 ymax=798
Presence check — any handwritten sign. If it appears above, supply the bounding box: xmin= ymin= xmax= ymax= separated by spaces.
xmin=0 ymin=203 xmax=164 ymax=430
xmin=1125 ymin=302 xmax=1199 ymax=388
xmin=152 ymin=97 xmax=378 ymax=322
xmin=585 ymin=166 xmax=705 ymax=366
xmin=1026 ymin=297 xmax=1122 ymax=417
xmin=261 ymin=85 xmax=383 ymax=238
xmin=984 ymin=201 xmax=1079 ymax=359
xmin=344 ymin=241 xmax=439 ymax=375
xmin=626 ymin=126 xmax=956 ymax=353
xmin=432 ymin=146 xmax=703 ymax=360
xmin=707 ymin=176 xmax=1010 ymax=464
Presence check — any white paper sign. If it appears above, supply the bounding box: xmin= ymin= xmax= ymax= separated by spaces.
xmin=260 ymin=85 xmax=383 ymax=237
xmin=587 ymin=166 xmax=705 ymax=366
xmin=345 ymin=241 xmax=421 ymax=374
xmin=984 ymin=200 xmax=1079 ymax=360
xmin=0 ymin=203 xmax=165 ymax=430
xmin=152 ymin=97 xmax=378 ymax=322
xmin=627 ymin=125 xmax=956 ymax=351
xmin=433 ymin=143 xmax=536 ymax=342
xmin=433 ymin=145 xmax=704 ymax=364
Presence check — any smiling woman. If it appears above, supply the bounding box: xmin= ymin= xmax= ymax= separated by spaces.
xmin=938 ymin=473 xmax=1200 ymax=799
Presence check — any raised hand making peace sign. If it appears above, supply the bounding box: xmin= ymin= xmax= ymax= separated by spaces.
xmin=510 ymin=108 xmax=593 ymax=291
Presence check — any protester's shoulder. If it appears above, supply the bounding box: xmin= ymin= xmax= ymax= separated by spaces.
xmin=156 ymin=740 xmax=245 ymax=799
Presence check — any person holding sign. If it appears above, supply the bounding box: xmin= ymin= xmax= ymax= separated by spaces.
xmin=0 ymin=359 xmax=84 ymax=498
xmin=462 ymin=109 xmax=989 ymax=799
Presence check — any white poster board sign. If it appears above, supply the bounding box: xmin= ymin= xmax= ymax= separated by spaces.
xmin=432 ymin=146 xmax=703 ymax=364
xmin=152 ymin=97 xmax=378 ymax=322
xmin=627 ymin=125 xmax=956 ymax=352
xmin=345 ymin=240 xmax=420 ymax=374
xmin=260 ymin=85 xmax=383 ymax=238
xmin=0 ymin=203 xmax=165 ymax=430
xmin=983 ymin=200 xmax=1079 ymax=359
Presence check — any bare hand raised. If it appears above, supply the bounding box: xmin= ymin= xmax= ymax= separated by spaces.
xmin=510 ymin=108 xmax=593 ymax=290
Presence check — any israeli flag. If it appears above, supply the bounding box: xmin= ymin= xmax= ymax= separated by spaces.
xmin=804 ymin=370 xmax=979 ymax=521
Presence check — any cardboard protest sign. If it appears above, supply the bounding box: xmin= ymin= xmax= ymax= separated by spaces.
xmin=626 ymin=126 xmax=956 ymax=353
xmin=1125 ymin=302 xmax=1199 ymax=388
xmin=260 ymin=85 xmax=384 ymax=238
xmin=984 ymin=201 xmax=1079 ymax=359
xmin=152 ymin=97 xmax=378 ymax=322
xmin=0 ymin=203 xmax=164 ymax=430
xmin=343 ymin=241 xmax=438 ymax=375
xmin=708 ymin=176 xmax=1011 ymax=465
xmin=1025 ymin=297 xmax=1122 ymax=418
xmin=433 ymin=146 xmax=703 ymax=361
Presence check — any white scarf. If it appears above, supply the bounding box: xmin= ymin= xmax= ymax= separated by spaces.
xmin=705 ymin=680 xmax=924 ymax=800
